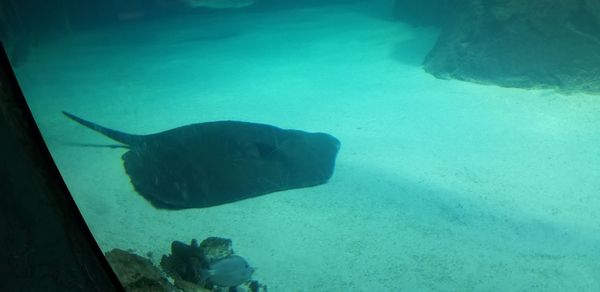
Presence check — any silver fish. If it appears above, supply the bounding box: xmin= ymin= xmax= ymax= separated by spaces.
xmin=204 ymin=255 xmax=254 ymax=287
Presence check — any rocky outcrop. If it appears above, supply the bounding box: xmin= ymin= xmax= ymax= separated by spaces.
xmin=105 ymin=237 xmax=266 ymax=292
xmin=105 ymin=249 xmax=178 ymax=292
xmin=416 ymin=0 xmax=600 ymax=93
xmin=161 ymin=238 xmax=267 ymax=292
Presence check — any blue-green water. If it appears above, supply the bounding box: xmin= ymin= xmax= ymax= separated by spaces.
xmin=5 ymin=0 xmax=600 ymax=290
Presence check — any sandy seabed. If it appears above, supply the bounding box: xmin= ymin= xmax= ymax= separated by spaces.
xmin=15 ymin=1 xmax=600 ymax=290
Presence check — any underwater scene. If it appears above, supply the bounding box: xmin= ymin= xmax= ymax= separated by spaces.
xmin=3 ymin=0 xmax=600 ymax=290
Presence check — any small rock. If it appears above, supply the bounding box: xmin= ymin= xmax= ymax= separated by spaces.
xmin=105 ymin=248 xmax=177 ymax=292
xmin=199 ymin=237 xmax=233 ymax=262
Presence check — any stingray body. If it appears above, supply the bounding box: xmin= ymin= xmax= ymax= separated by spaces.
xmin=63 ymin=111 xmax=340 ymax=209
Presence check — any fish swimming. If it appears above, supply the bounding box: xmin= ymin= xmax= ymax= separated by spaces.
xmin=62 ymin=111 xmax=340 ymax=209
xmin=203 ymin=255 xmax=254 ymax=287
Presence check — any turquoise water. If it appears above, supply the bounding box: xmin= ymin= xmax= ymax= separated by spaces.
xmin=7 ymin=1 xmax=600 ymax=290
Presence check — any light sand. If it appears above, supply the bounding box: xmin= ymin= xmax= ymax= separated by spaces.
xmin=15 ymin=1 xmax=600 ymax=290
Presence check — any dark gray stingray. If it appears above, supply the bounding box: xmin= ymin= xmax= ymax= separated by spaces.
xmin=62 ymin=111 xmax=340 ymax=209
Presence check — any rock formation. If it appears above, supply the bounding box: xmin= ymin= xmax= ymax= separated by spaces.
xmin=105 ymin=249 xmax=178 ymax=292
xmin=396 ymin=0 xmax=600 ymax=93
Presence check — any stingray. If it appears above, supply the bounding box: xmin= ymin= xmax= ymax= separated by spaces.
xmin=62 ymin=111 xmax=340 ymax=209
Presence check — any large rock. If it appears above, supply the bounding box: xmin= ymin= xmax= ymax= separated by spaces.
xmin=105 ymin=249 xmax=178 ymax=292
xmin=420 ymin=0 xmax=600 ymax=93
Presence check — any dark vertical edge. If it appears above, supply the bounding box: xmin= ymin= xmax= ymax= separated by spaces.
xmin=0 ymin=41 xmax=122 ymax=290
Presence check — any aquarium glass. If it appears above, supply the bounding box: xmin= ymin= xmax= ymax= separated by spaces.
xmin=2 ymin=0 xmax=600 ymax=290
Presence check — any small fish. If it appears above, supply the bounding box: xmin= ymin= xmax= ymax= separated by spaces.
xmin=203 ymin=255 xmax=254 ymax=287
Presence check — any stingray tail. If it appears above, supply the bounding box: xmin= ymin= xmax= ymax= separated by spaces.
xmin=62 ymin=111 xmax=141 ymax=146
